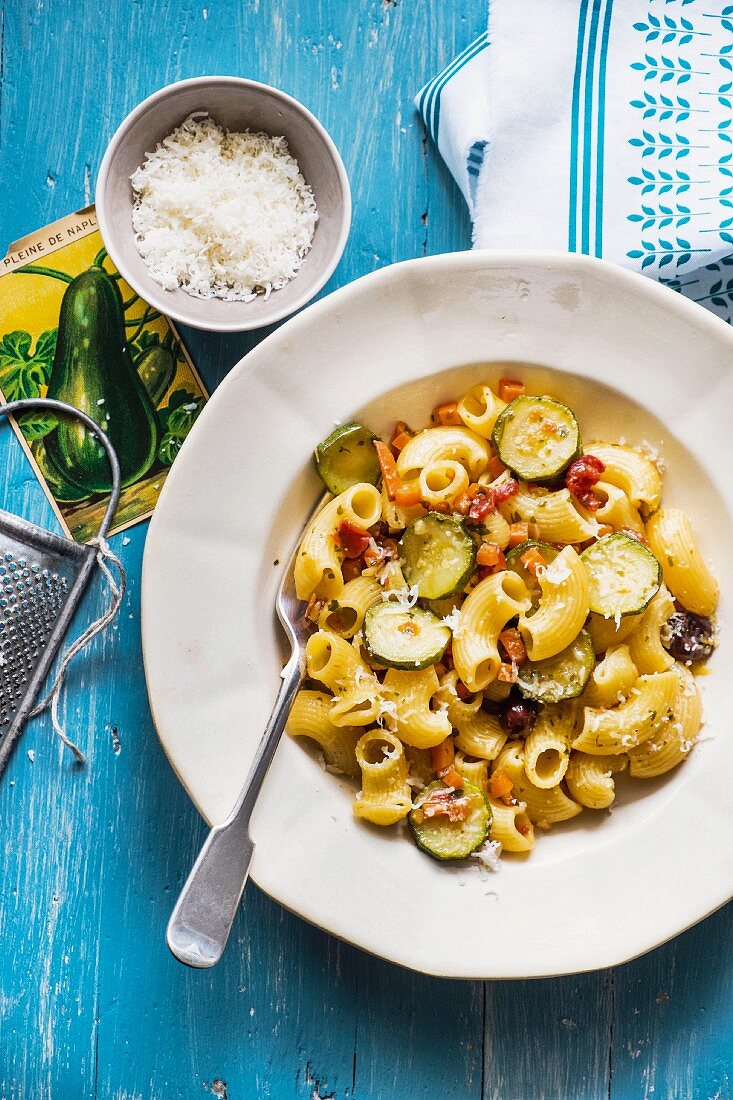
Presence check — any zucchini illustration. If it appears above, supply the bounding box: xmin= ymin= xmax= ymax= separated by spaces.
xmin=492 ymin=396 xmax=581 ymax=482
xmin=409 ymin=780 xmax=491 ymax=861
xmin=44 ymin=264 xmax=159 ymax=493
xmin=400 ymin=512 xmax=476 ymax=599
xmin=581 ymin=532 xmax=662 ymax=617
xmin=135 ymin=332 xmax=177 ymax=408
xmin=314 ymin=423 xmax=380 ymax=495
xmin=363 ymin=601 xmax=450 ymax=669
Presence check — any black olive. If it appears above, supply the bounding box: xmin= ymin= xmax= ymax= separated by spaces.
xmin=500 ymin=697 xmax=538 ymax=737
xmin=661 ymin=611 xmax=716 ymax=662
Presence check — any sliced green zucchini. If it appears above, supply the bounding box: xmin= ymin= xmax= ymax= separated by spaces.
xmin=363 ymin=601 xmax=450 ymax=670
xmin=399 ymin=512 xmax=477 ymax=599
xmin=492 ymin=396 xmax=581 ymax=482
xmin=516 ymin=629 xmax=595 ymax=704
xmin=581 ymin=532 xmax=661 ymax=617
xmin=314 ymin=423 xmax=380 ymax=495
xmin=505 ymin=539 xmax=559 ymax=605
xmin=409 ymin=780 xmax=491 ymax=861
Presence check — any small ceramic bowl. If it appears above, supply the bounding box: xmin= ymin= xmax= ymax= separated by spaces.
xmin=96 ymin=76 xmax=351 ymax=332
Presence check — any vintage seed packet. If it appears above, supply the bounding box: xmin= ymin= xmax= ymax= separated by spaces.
xmin=0 ymin=206 xmax=208 ymax=542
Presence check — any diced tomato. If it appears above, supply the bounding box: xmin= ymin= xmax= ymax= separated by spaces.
xmin=488 ymin=769 xmax=513 ymax=801
xmin=394 ymin=482 xmax=422 ymax=508
xmin=337 ymin=519 xmax=371 ymax=558
xmin=520 ymin=547 xmax=547 ymax=577
xmin=453 ymin=491 xmax=472 ymax=515
xmin=374 ymin=440 xmax=401 ymax=500
xmin=499 ymin=628 xmax=527 ymax=665
xmin=341 ymin=557 xmax=363 ymax=582
xmin=498 ymin=378 xmax=526 ymax=402
xmin=420 ymin=788 xmax=470 ymax=821
xmin=577 ymin=490 xmax=602 ymax=511
xmin=517 ymin=820 xmax=531 ymax=837
xmin=561 ymin=451 xmax=603 ymax=499
xmin=430 ymin=501 xmax=452 ymax=515
xmin=364 ymin=537 xmax=398 ymax=567
xmin=497 ymin=662 xmax=518 ymax=683
xmin=486 ymin=455 xmax=507 ymax=481
xmin=507 ymin=521 xmax=530 ymax=547
xmin=434 ymin=401 xmax=463 ymax=426
xmin=467 ymin=479 xmax=518 ymax=523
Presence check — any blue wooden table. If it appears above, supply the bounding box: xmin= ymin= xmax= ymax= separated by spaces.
xmin=1 ymin=2 xmax=732 ymax=1097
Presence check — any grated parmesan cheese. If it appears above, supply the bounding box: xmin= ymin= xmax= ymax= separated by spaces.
xmin=472 ymin=839 xmax=503 ymax=874
xmin=130 ymin=113 xmax=318 ymax=301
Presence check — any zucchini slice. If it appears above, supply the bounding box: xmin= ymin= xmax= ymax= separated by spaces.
xmin=581 ymin=532 xmax=662 ymax=617
xmin=363 ymin=601 xmax=450 ymax=670
xmin=409 ymin=780 xmax=491 ymax=861
xmin=505 ymin=539 xmax=559 ymax=605
xmin=314 ymin=423 xmax=380 ymax=495
xmin=492 ymin=396 xmax=581 ymax=482
xmin=399 ymin=512 xmax=477 ymax=599
xmin=516 ymin=629 xmax=595 ymax=704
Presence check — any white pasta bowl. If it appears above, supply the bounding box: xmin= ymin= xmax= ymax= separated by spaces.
xmin=142 ymin=251 xmax=733 ymax=978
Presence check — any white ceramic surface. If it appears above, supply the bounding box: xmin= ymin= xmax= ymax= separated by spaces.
xmin=142 ymin=252 xmax=733 ymax=978
xmin=96 ymin=76 xmax=351 ymax=332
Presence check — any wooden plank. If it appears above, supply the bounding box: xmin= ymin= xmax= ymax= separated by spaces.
xmin=484 ymin=973 xmax=613 ymax=1100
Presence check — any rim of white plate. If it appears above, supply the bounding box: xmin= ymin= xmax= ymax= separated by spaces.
xmin=142 ymin=250 xmax=733 ymax=978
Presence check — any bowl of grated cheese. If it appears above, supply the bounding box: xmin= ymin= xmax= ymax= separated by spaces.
xmin=96 ymin=76 xmax=351 ymax=332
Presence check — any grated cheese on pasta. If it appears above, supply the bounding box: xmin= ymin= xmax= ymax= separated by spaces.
xmin=130 ymin=113 xmax=318 ymax=301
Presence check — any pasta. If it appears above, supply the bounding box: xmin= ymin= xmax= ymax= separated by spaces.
xmin=646 ymin=508 xmax=719 ymax=617
xmin=353 ymin=730 xmax=412 ymax=825
xmin=288 ymin=375 xmax=718 ymax=867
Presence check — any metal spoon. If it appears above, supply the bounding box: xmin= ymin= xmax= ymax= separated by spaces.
xmin=166 ymin=495 xmax=326 ymax=968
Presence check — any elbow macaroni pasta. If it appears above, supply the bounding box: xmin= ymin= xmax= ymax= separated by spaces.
xmin=452 ymin=571 xmax=531 ymax=690
xmin=288 ymin=377 xmax=717 ymax=868
xmin=518 ymin=547 xmax=590 ymax=661
xmin=646 ymin=508 xmax=719 ymax=617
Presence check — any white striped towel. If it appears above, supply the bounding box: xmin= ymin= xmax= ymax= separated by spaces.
xmin=416 ymin=1 xmax=733 ymax=321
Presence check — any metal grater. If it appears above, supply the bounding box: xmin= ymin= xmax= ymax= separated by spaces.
xmin=0 ymin=398 xmax=120 ymax=776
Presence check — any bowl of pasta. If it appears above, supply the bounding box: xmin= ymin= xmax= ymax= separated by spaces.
xmin=142 ymin=251 xmax=733 ymax=978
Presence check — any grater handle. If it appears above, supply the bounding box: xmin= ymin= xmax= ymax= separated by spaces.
xmin=166 ymin=655 xmax=303 ymax=968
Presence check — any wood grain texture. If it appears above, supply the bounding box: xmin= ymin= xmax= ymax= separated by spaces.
xmin=0 ymin=1 xmax=731 ymax=1098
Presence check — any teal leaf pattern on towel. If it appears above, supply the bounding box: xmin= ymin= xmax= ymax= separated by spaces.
xmin=625 ymin=1 xmax=733 ymax=320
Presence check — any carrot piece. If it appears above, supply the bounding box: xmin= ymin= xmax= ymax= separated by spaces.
xmin=391 ymin=431 xmax=412 ymax=453
xmin=431 ymin=737 xmax=455 ymax=774
xmin=394 ymin=482 xmax=422 ymax=508
xmin=507 ymin=522 xmax=530 ymax=548
xmin=434 ymin=401 xmax=463 ymax=426
xmin=499 ymin=628 xmax=527 ymax=665
xmin=488 ymin=770 xmax=513 ymax=801
xmin=486 ymin=455 xmax=507 ymax=481
xmin=374 ymin=440 xmax=401 ymax=500
xmin=441 ymin=766 xmax=464 ymax=791
xmin=476 ymin=542 xmax=501 ymax=568
xmin=497 ymin=662 xmax=517 ymax=683
xmin=498 ymin=378 xmax=526 ymax=402
xmin=520 ymin=547 xmax=547 ymax=578
xmin=597 ymin=523 xmax=614 ymax=537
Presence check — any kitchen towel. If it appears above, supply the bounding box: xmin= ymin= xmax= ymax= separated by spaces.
xmin=416 ymin=1 xmax=733 ymax=320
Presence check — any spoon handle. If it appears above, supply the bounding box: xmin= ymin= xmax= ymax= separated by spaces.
xmin=166 ymin=659 xmax=302 ymax=968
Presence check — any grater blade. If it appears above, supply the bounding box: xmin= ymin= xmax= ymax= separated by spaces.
xmin=0 ymin=398 xmax=121 ymax=775
xmin=0 ymin=512 xmax=96 ymax=773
